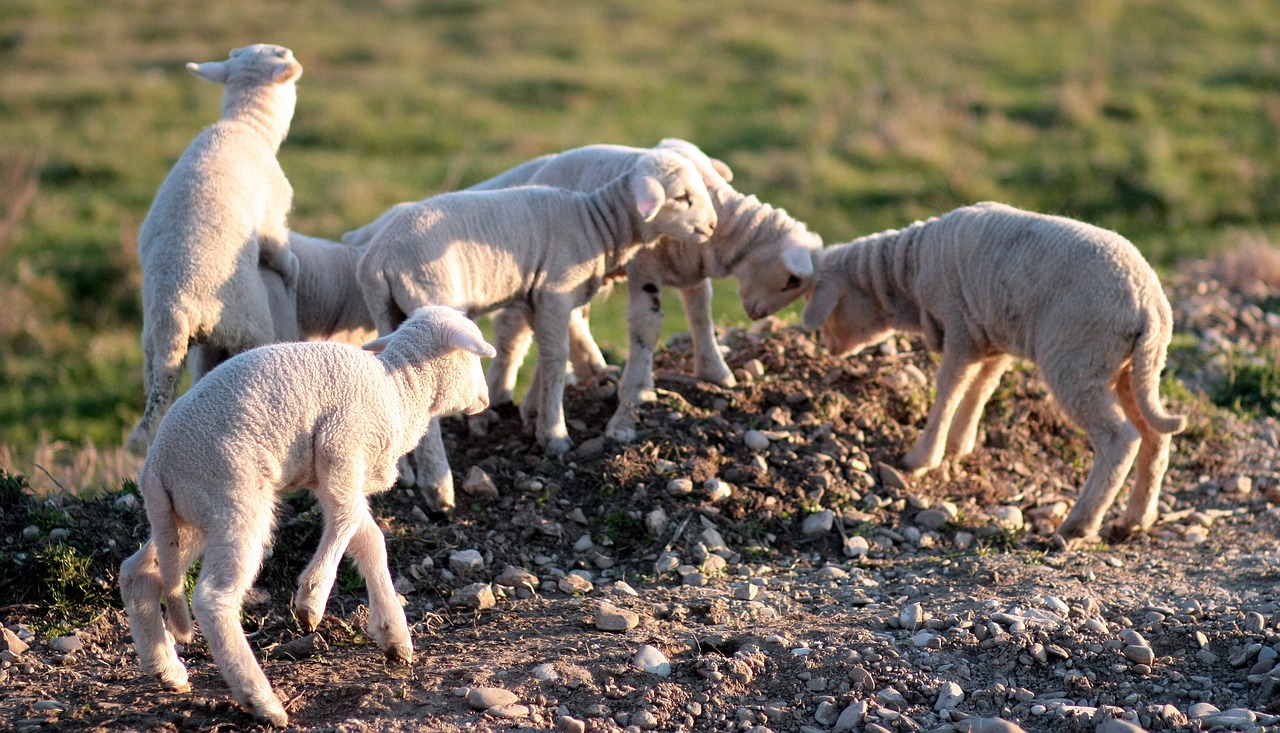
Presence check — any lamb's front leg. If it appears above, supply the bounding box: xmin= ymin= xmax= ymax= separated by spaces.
xmin=944 ymin=354 xmax=1012 ymax=458
xmin=408 ymin=418 xmax=455 ymax=513
xmin=487 ymin=307 xmax=534 ymax=406
xmin=345 ymin=510 xmax=412 ymax=664
xmin=680 ymin=278 xmax=735 ymax=387
xmin=901 ymin=345 xmax=985 ymax=475
xmin=608 ymin=275 xmax=666 ymax=442
xmin=530 ymin=304 xmax=574 ymax=455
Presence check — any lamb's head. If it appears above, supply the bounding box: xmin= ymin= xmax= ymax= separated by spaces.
xmin=736 ymin=227 xmax=823 ymax=320
xmin=801 ymin=266 xmax=895 ymax=357
xmin=188 ymin=44 xmax=303 ymax=130
xmin=629 ymin=150 xmax=718 ymax=245
xmin=656 ymin=138 xmax=734 ymax=189
xmin=363 ymin=306 xmax=495 ymax=416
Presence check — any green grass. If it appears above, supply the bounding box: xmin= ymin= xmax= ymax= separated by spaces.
xmin=4 ymin=0 xmax=1280 ymax=452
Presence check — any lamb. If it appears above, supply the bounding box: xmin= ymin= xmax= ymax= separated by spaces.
xmin=126 ymin=44 xmax=304 ymax=456
xmin=350 ymin=139 xmax=821 ymax=444
xmin=119 ymin=306 xmax=495 ymax=727
xmin=801 ymin=202 xmax=1187 ymax=541
xmin=355 ymin=149 xmax=717 ymax=511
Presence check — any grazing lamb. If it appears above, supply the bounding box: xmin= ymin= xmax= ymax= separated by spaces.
xmin=356 ymin=149 xmax=717 ymax=511
xmin=126 ymin=44 xmax=304 ymax=455
xmin=350 ymin=139 xmax=821 ymax=444
xmin=119 ymin=306 xmax=494 ymax=727
xmin=802 ymin=202 xmax=1186 ymax=541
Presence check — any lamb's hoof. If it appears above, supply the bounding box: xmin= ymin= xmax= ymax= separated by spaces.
xmin=1102 ymin=521 xmax=1144 ymax=544
xmin=293 ymin=605 xmax=321 ymax=633
xmin=697 ymin=367 xmax=737 ymax=388
xmin=250 ymin=696 xmax=289 ymax=727
xmin=385 ymin=643 xmax=413 ymax=665
xmin=606 ymin=423 xmax=637 ymax=444
xmin=542 ymin=436 xmax=572 ymax=456
xmin=395 ymin=456 xmax=417 ymax=488
xmin=159 ymin=673 xmax=191 ymax=693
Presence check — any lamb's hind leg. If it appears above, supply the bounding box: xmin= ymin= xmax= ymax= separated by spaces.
xmin=120 ymin=539 xmax=191 ymax=692
xmin=1109 ymin=365 xmax=1172 ymax=540
xmin=294 ymin=460 xmax=378 ymax=630
xmin=530 ymin=304 xmax=574 ymax=454
xmin=127 ymin=312 xmax=191 ymax=455
xmin=1050 ymin=374 xmax=1141 ymax=542
xmin=901 ymin=345 xmax=985 ymax=474
xmin=346 ymin=510 xmax=412 ymax=664
xmin=681 ymin=278 xmax=735 ymax=387
xmin=487 ymin=307 xmax=534 ymax=406
xmin=194 ymin=512 xmax=285 ymax=726
xmin=405 ymin=419 xmax=455 ymax=514
xmin=568 ymin=306 xmax=609 ymax=383
xmin=944 ymin=354 xmax=1012 ymax=458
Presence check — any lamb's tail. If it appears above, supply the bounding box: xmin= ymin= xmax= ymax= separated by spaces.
xmin=1129 ymin=317 xmax=1187 ymax=435
xmin=141 ymin=469 xmax=195 ymax=644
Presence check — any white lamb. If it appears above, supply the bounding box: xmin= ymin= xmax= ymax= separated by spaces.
xmin=126 ymin=44 xmax=304 ymax=455
xmin=349 ymin=139 xmax=821 ymax=443
xmin=802 ymin=202 xmax=1187 ymax=541
xmin=356 ymin=149 xmax=717 ymax=511
xmin=119 ymin=306 xmax=494 ymax=727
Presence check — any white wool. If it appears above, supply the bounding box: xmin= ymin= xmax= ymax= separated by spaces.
xmin=417 ymin=139 xmax=821 ymax=443
xmin=127 ymin=44 xmax=304 ymax=456
xmin=119 ymin=306 xmax=494 ymax=726
xmin=803 ymin=202 xmax=1186 ymax=541
xmin=355 ymin=149 xmax=717 ymax=509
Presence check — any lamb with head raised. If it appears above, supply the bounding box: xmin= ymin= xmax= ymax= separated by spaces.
xmin=355 ymin=148 xmax=717 ymax=511
xmin=350 ymin=139 xmax=821 ymax=445
xmin=126 ymin=44 xmax=304 ymax=455
xmin=802 ymin=201 xmax=1186 ymax=542
xmin=119 ymin=306 xmax=494 ymax=727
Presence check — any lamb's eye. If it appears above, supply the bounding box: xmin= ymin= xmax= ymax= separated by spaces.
xmin=782 ymin=275 xmax=802 ymax=291
xmin=674 ymin=192 xmax=692 ymax=205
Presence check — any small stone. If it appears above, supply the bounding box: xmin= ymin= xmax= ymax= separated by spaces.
xmin=531 ymin=662 xmax=559 ymax=682
xmin=558 ymin=573 xmax=594 ymax=595
xmin=496 ymin=565 xmax=538 ymax=591
xmin=1224 ymin=474 xmax=1253 ymax=494
xmin=875 ymin=687 xmax=908 ymax=710
xmin=633 ymin=644 xmax=671 ymax=677
xmin=935 ymin=681 xmax=965 ymax=711
xmin=735 ymin=583 xmax=760 ymax=601
xmin=468 ymin=686 xmax=518 ymax=710
xmin=654 ymin=553 xmax=681 ymax=574
xmin=1123 ymin=645 xmax=1155 ymax=665
xmin=1245 ymin=611 xmax=1267 ymax=633
xmin=269 ymin=632 xmax=329 ymax=660
xmin=461 ymin=466 xmax=499 ymax=499
xmin=667 ymin=478 xmax=694 ymax=496
xmin=704 ymin=478 xmax=733 ymax=502
xmin=683 ymin=571 xmax=708 ymax=587
xmin=1096 ymin=720 xmax=1146 ymax=733
xmin=743 ymin=358 xmax=766 ymax=378
xmin=48 ymin=635 xmax=82 ymax=654
xmin=744 ymin=430 xmax=771 ymax=451
xmin=611 ymin=580 xmax=639 ymax=597
xmin=644 ymin=507 xmax=669 ymax=537
xmin=843 ymin=535 xmax=871 ymax=558
xmin=988 ymin=505 xmax=1024 ymax=531
xmin=1188 ymin=702 xmax=1220 ymax=720
xmin=595 ymin=602 xmax=640 ymax=632
xmin=815 ymin=700 xmax=839 ymax=726
xmin=20 ymin=525 xmax=40 ymax=542
xmin=557 ymin=716 xmax=586 ymax=733
xmin=2 ymin=628 xmax=30 ymax=656
xmin=900 ymin=602 xmax=926 ymax=630
xmin=877 ymin=462 xmax=910 ymax=489
xmin=915 ymin=508 xmax=950 ymax=530
xmin=832 ymin=700 xmax=868 ymax=733
xmin=961 ymin=718 xmax=1029 ymax=733
xmin=449 ymin=582 xmax=496 ymax=610
xmin=114 ymin=493 xmax=138 ymax=509
xmin=449 ymin=549 xmax=485 ymax=574
xmin=573 ymin=533 xmax=595 ymax=553
xmin=48 ymin=528 xmax=70 ymax=541
xmin=631 ymin=710 xmax=658 ymax=730
xmin=802 ymin=510 xmax=835 ymax=537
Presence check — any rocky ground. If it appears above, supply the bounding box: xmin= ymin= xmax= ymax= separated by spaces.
xmin=4 ymin=265 xmax=1280 ymax=733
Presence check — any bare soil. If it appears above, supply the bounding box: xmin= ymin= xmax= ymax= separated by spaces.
xmin=4 ymin=274 xmax=1280 ymax=733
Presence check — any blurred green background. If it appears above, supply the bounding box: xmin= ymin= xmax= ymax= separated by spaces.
xmin=2 ymin=0 xmax=1279 ymax=454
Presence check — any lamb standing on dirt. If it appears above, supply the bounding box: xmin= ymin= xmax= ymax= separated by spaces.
xmin=126 ymin=44 xmax=304 ymax=455
xmin=356 ymin=149 xmax=717 ymax=511
xmin=349 ymin=139 xmax=820 ymax=443
xmin=802 ymin=202 xmax=1186 ymax=541
xmin=119 ymin=306 xmax=495 ymax=727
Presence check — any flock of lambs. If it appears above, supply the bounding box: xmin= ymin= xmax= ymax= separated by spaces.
xmin=115 ymin=45 xmax=1188 ymax=725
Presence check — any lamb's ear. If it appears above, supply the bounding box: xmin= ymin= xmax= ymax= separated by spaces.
xmin=781 ymin=243 xmax=815 ymax=277
xmin=709 ymin=157 xmax=733 ymax=183
xmin=445 ymin=323 xmax=498 ymax=359
xmin=802 ymin=281 xmax=840 ymax=330
xmin=272 ymin=59 xmax=302 ymax=84
xmin=186 ymin=61 xmax=230 ymax=84
xmin=631 ymin=176 xmax=666 ymax=222
xmin=362 ymin=334 xmax=393 ymax=354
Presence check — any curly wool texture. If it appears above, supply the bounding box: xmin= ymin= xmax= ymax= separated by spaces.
xmin=804 ymin=201 xmax=1186 ymax=540
xmin=119 ymin=306 xmax=493 ymax=727
xmin=127 ymin=44 xmax=304 ymax=456
xmin=354 ymin=149 xmax=717 ymax=511
xmin=421 ymin=139 xmax=821 ymax=443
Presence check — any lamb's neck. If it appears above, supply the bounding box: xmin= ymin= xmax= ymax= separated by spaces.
xmin=842 ymin=223 xmax=926 ymax=331
xmin=705 ymin=186 xmax=797 ymax=277
xmin=383 ymin=355 xmax=448 ymax=440
xmin=220 ymin=82 xmax=294 ymax=151
xmin=582 ymin=175 xmax=643 ymax=271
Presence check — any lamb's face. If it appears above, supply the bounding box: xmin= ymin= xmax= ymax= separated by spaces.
xmin=639 ymin=154 xmax=718 ymax=245
xmin=802 ymin=281 xmax=894 ymax=357
xmin=736 ymin=230 xmax=822 ymax=320
xmin=447 ymin=347 xmax=492 ymax=417
xmin=188 ymin=44 xmax=303 ymax=88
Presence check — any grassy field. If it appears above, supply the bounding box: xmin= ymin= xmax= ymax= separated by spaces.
xmin=2 ymin=0 xmax=1280 ymax=472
